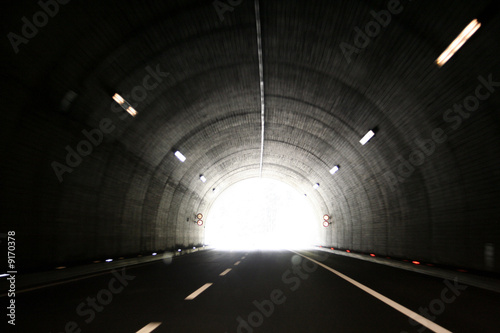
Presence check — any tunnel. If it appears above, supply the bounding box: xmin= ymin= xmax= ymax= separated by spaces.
xmin=2 ymin=0 xmax=500 ymax=332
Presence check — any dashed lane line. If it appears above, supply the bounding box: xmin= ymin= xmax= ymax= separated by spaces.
xmin=136 ymin=322 xmax=162 ymax=333
xmin=185 ymin=283 xmax=213 ymax=300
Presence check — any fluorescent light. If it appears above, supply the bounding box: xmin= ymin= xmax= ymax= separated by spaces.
xmin=174 ymin=151 xmax=186 ymax=162
xmin=0 ymin=274 xmax=9 ymax=278
xmin=113 ymin=93 xmax=138 ymax=117
xmin=436 ymin=19 xmax=481 ymax=67
xmin=112 ymin=93 xmax=125 ymax=105
xmin=313 ymin=183 xmax=320 ymax=190
xmin=126 ymin=106 xmax=137 ymax=117
xmin=105 ymin=259 xmax=113 ymax=262
xmin=359 ymin=130 xmax=375 ymax=145
xmin=329 ymin=165 xmax=339 ymax=175
xmin=152 ymin=253 xmax=157 ymax=256
xmin=200 ymin=175 xmax=207 ymax=183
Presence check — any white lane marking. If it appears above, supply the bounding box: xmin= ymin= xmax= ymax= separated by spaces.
xmin=234 ymin=261 xmax=241 ymax=266
xmin=136 ymin=322 xmax=162 ymax=333
xmin=241 ymin=256 xmax=246 ymax=259
xmin=220 ymin=268 xmax=232 ymax=276
xmin=185 ymin=283 xmax=213 ymax=300
xmin=293 ymin=252 xmax=453 ymax=333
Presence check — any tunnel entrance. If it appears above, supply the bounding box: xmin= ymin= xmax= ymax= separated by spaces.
xmin=205 ymin=178 xmax=320 ymax=250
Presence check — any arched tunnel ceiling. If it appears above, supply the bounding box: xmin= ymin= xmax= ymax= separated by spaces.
xmin=2 ymin=0 xmax=500 ymax=272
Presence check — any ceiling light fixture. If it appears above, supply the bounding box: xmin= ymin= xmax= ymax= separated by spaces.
xmin=329 ymin=165 xmax=339 ymax=175
xmin=112 ymin=93 xmax=138 ymax=117
xmin=200 ymin=175 xmax=207 ymax=183
xmin=174 ymin=151 xmax=186 ymax=162
xmin=436 ymin=19 xmax=481 ymax=67
xmin=359 ymin=130 xmax=375 ymax=145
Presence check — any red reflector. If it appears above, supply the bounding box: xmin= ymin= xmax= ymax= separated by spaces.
xmin=346 ymin=250 xmax=350 ymax=253
xmin=330 ymin=247 xmax=334 ymax=250
xmin=412 ymin=261 xmax=420 ymax=265
xmin=370 ymin=254 xmax=375 ymax=257
xmin=426 ymin=263 xmax=434 ymax=267
xmin=457 ymin=269 xmax=467 ymax=273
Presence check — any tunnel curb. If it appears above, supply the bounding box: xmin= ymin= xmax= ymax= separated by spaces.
xmin=0 ymin=247 xmax=212 ymax=297
xmin=315 ymin=247 xmax=500 ymax=294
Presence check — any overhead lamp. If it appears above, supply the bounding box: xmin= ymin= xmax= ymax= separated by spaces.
xmin=174 ymin=151 xmax=186 ymax=162
xmin=105 ymin=259 xmax=113 ymax=262
xmin=200 ymin=175 xmax=207 ymax=183
xmin=313 ymin=183 xmax=320 ymax=190
xmin=126 ymin=106 xmax=137 ymax=117
xmin=359 ymin=130 xmax=375 ymax=145
xmin=112 ymin=93 xmax=125 ymax=105
xmin=329 ymin=165 xmax=339 ymax=175
xmin=435 ymin=19 xmax=481 ymax=67
xmin=112 ymin=93 xmax=137 ymax=117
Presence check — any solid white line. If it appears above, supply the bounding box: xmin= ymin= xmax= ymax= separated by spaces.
xmin=293 ymin=252 xmax=453 ymax=333
xmin=136 ymin=322 xmax=162 ymax=333
xmin=220 ymin=268 xmax=232 ymax=276
xmin=185 ymin=283 xmax=213 ymax=300
xmin=234 ymin=261 xmax=241 ymax=266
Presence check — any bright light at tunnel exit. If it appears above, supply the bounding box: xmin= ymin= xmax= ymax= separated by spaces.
xmin=205 ymin=178 xmax=321 ymax=250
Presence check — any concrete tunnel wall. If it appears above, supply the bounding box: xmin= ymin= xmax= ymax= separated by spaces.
xmin=1 ymin=0 xmax=500 ymax=273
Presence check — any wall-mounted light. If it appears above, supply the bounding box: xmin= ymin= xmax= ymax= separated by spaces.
xmin=436 ymin=19 xmax=481 ymax=67
xmin=323 ymin=221 xmax=330 ymax=227
xmin=313 ymin=183 xmax=320 ymax=190
xmin=174 ymin=151 xmax=186 ymax=162
xmin=200 ymin=175 xmax=207 ymax=183
xmin=112 ymin=93 xmax=137 ymax=117
xmin=359 ymin=130 xmax=375 ymax=145
xmin=329 ymin=165 xmax=339 ymax=175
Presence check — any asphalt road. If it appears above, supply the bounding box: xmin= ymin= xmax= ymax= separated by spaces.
xmin=6 ymin=249 xmax=500 ymax=332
